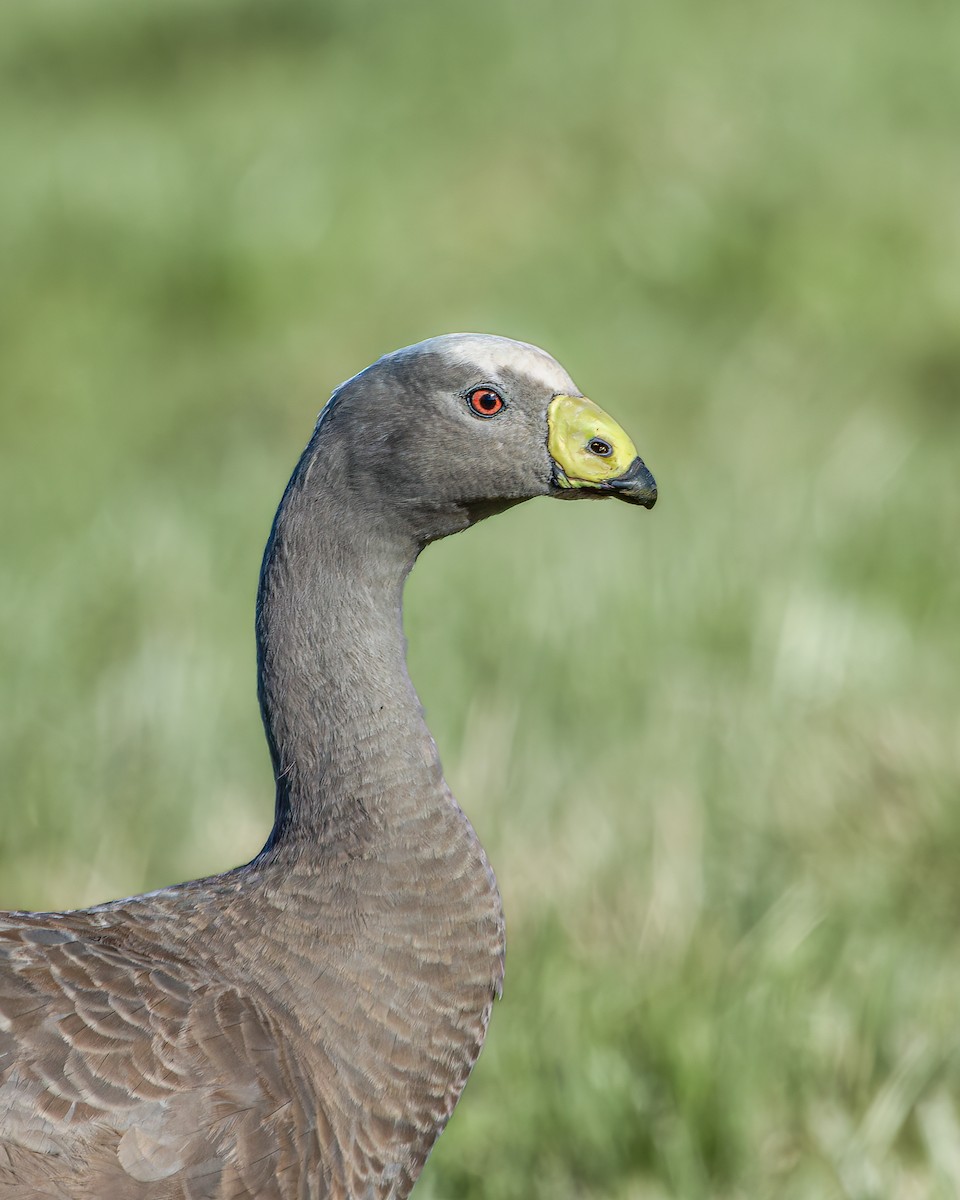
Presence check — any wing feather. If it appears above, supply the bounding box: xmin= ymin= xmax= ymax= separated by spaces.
xmin=0 ymin=919 xmax=323 ymax=1199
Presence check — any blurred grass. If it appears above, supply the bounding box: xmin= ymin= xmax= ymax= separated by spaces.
xmin=2 ymin=0 xmax=960 ymax=1196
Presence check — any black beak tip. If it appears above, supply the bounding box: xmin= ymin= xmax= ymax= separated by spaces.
xmin=608 ymin=458 xmax=658 ymax=509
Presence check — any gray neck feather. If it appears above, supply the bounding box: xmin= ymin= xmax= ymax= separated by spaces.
xmin=255 ymin=426 xmax=442 ymax=851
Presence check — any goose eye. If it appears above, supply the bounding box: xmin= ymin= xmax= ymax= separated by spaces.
xmin=588 ymin=438 xmax=613 ymax=456
xmin=467 ymin=388 xmax=505 ymax=418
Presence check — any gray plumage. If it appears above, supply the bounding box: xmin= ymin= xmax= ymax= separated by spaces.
xmin=0 ymin=334 xmax=655 ymax=1199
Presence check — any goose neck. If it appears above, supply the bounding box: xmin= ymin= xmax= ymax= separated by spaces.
xmin=254 ymin=448 xmax=440 ymax=850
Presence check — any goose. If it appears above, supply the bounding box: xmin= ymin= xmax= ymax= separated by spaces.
xmin=0 ymin=334 xmax=656 ymax=1199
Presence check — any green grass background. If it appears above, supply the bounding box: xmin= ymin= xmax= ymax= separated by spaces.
xmin=2 ymin=1 xmax=959 ymax=1196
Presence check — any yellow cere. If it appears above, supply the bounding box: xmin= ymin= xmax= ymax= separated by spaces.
xmin=546 ymin=395 xmax=639 ymax=489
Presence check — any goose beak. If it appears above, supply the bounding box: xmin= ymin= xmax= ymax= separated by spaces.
xmin=547 ymin=395 xmax=657 ymax=509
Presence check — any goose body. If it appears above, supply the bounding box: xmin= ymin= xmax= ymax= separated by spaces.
xmin=0 ymin=335 xmax=655 ymax=1199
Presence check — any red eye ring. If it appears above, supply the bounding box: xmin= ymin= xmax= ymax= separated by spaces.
xmin=467 ymin=387 xmax=505 ymax=417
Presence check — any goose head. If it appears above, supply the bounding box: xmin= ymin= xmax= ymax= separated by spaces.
xmin=309 ymin=333 xmax=657 ymax=544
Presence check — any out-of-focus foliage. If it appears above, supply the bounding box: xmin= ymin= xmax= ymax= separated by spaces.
xmin=2 ymin=1 xmax=959 ymax=1196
